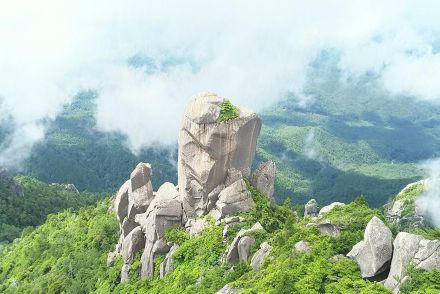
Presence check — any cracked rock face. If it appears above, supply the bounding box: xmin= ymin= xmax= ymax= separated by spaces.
xmin=251 ymin=161 xmax=276 ymax=202
xmin=178 ymin=93 xmax=261 ymax=217
xmin=347 ymin=216 xmax=393 ymax=278
xmin=384 ymin=232 xmax=440 ymax=292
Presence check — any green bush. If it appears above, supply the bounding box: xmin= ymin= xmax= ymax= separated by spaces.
xmin=165 ymin=227 xmax=190 ymax=245
xmin=217 ymin=99 xmax=239 ymax=122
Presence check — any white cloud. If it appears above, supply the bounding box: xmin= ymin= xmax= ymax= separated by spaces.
xmin=416 ymin=159 xmax=440 ymax=227
xmin=2 ymin=0 xmax=440 ymax=166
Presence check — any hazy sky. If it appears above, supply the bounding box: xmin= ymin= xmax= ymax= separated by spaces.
xmin=1 ymin=0 xmax=440 ymax=165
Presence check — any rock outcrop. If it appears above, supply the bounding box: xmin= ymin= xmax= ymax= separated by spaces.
xmin=121 ymin=226 xmax=145 ymax=265
xmin=109 ymin=93 xmax=267 ymax=281
xmin=384 ymin=232 xmax=440 ymax=292
xmin=178 ymin=93 xmax=261 ymax=217
xmin=316 ymin=221 xmax=340 ymax=237
xmin=294 ymin=240 xmax=311 ymax=254
xmin=213 ymin=170 xmax=255 ymax=219
xmin=237 ymin=236 xmax=256 ymax=262
xmin=347 ymin=217 xmax=393 ymax=278
xmin=226 ymin=223 xmax=264 ymax=265
xmin=136 ymin=182 xmax=183 ymax=278
xmin=384 ymin=180 xmax=427 ymax=231
xmin=251 ymin=161 xmax=276 ymax=202
xmin=318 ymin=202 xmax=344 ymax=216
xmin=250 ymin=242 xmax=272 ymax=270
xmin=304 ymin=199 xmax=318 ymax=218
xmin=128 ymin=163 xmax=155 ymax=217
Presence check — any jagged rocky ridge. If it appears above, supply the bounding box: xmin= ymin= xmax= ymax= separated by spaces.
xmin=108 ymin=93 xmax=438 ymax=292
xmin=109 ymin=93 xmax=276 ymax=282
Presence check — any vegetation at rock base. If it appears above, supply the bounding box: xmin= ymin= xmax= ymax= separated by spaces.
xmin=0 ymin=175 xmax=104 ymax=244
xmin=217 ymin=99 xmax=240 ymax=123
xmin=4 ymin=182 xmax=438 ymax=293
xmin=399 ymin=267 xmax=440 ymax=294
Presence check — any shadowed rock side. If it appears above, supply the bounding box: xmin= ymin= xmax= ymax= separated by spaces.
xmin=109 ymin=93 xmax=265 ymax=281
xmin=347 ymin=216 xmax=393 ymax=278
xmin=251 ymin=161 xmax=276 ymax=203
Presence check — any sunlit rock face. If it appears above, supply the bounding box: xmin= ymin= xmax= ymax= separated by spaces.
xmin=178 ymin=92 xmax=261 ymax=217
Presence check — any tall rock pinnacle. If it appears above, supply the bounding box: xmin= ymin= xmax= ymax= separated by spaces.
xmin=178 ymin=92 xmax=262 ymax=217
xmin=110 ymin=92 xmax=264 ymax=280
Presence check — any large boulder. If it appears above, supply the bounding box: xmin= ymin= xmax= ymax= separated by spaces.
xmin=215 ymin=176 xmax=254 ymax=218
xmin=114 ymin=180 xmax=130 ymax=222
xmin=121 ymin=226 xmax=146 ymax=265
xmin=178 ymin=93 xmax=261 ymax=217
xmin=128 ymin=163 xmax=154 ymax=218
xmin=226 ymin=223 xmax=264 ymax=265
xmin=304 ymin=199 xmax=318 ymax=218
xmin=384 ymin=232 xmax=440 ymax=292
xmin=316 ymin=221 xmax=340 ymax=237
xmin=251 ymin=161 xmax=276 ymax=202
xmin=347 ymin=217 xmax=393 ymax=278
xmin=250 ymin=242 xmax=272 ymax=270
xmin=136 ymin=182 xmax=183 ymax=278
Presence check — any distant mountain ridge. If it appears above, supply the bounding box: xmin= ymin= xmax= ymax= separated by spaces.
xmin=8 ymin=56 xmax=440 ymax=208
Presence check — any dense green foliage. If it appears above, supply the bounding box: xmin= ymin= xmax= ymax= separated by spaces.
xmin=0 ymin=200 xmax=120 ymax=293
xmin=0 ymin=176 xmax=103 ymax=244
xmin=6 ymin=183 xmax=438 ymax=293
xmin=217 ymin=99 xmax=240 ymax=122
xmin=400 ymin=267 xmax=440 ymax=294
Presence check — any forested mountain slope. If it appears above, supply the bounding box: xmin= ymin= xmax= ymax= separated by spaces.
xmin=23 ymin=92 xmax=177 ymax=192
xmin=14 ymin=58 xmax=440 ymax=207
xmin=0 ymin=174 xmax=104 ymax=246
xmin=257 ymin=55 xmax=440 ymax=206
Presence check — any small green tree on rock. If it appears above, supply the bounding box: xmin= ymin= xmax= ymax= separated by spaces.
xmin=217 ymin=99 xmax=239 ymax=122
